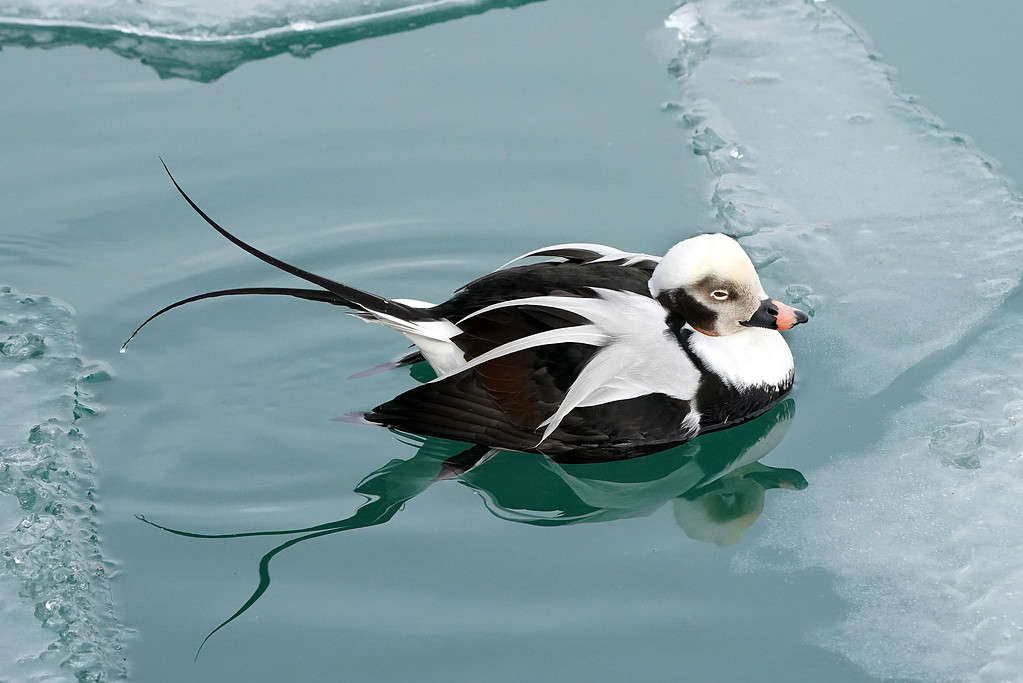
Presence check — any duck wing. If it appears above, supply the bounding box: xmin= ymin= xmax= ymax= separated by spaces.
xmin=369 ymin=257 xmax=702 ymax=458
xmin=368 ymin=365 xmax=694 ymax=461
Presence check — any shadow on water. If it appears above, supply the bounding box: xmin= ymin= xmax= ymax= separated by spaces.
xmin=136 ymin=392 xmax=805 ymax=658
xmin=0 ymin=0 xmax=543 ymax=82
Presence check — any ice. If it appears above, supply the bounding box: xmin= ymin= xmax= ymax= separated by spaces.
xmin=0 ymin=288 xmax=125 ymax=681
xmin=0 ymin=0 xmax=542 ymax=81
xmin=664 ymin=0 xmax=1023 ymax=679
xmin=744 ymin=304 xmax=1023 ymax=681
xmin=665 ymin=0 xmax=1023 ymax=398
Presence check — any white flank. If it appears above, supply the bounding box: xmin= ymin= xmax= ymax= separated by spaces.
xmin=466 ymin=288 xmax=704 ymax=444
xmin=351 ymin=306 xmax=465 ymax=376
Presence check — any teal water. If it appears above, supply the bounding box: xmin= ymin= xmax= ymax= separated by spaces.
xmin=2 ymin=1 xmax=1022 ymax=681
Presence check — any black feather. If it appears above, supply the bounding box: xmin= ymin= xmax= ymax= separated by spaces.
xmin=121 ymin=287 xmax=344 ymax=350
xmin=159 ymin=159 xmax=432 ymax=322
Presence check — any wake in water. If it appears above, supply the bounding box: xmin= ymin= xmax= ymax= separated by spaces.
xmin=0 ymin=0 xmax=543 ymax=81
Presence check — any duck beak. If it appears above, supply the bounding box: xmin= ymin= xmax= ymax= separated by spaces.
xmin=741 ymin=298 xmax=809 ymax=331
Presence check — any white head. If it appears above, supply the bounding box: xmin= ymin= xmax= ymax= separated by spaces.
xmin=649 ymin=234 xmax=807 ymax=336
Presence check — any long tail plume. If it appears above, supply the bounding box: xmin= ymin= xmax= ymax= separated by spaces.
xmin=120 ymin=287 xmax=345 ymax=352
xmin=121 ymin=160 xmax=431 ymax=350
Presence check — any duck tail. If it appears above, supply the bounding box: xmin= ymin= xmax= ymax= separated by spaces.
xmin=121 ymin=161 xmax=439 ymax=352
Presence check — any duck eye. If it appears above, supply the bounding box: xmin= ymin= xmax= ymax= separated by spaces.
xmin=711 ymin=289 xmax=729 ymax=301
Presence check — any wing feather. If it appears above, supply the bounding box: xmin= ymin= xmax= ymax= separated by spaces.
xmin=434 ymin=325 xmax=609 ymax=382
xmin=368 ymin=250 xmax=703 ymax=457
xmin=498 ymin=243 xmax=662 ymax=270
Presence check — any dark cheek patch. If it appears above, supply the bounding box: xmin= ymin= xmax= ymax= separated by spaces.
xmin=657 ymin=288 xmax=718 ymax=333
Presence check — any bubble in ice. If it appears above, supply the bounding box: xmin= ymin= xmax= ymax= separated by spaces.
xmin=929 ymin=421 xmax=984 ymax=469
xmin=0 ymin=333 xmax=44 ymax=360
xmin=0 ymin=287 xmax=125 ymax=680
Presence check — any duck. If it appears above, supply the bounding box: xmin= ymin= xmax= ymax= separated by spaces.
xmin=124 ymin=163 xmax=808 ymax=460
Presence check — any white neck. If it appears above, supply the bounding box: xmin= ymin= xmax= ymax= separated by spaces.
xmin=685 ymin=325 xmax=794 ymax=389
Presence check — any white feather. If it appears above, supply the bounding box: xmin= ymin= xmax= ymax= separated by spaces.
xmin=681 ymin=409 xmax=702 ymax=438
xmin=524 ymin=289 xmax=702 ymax=443
xmin=588 ymin=252 xmax=661 ymax=265
xmin=685 ymin=325 xmax=793 ymax=389
xmin=393 ymin=298 xmax=435 ymax=309
xmin=498 ymin=242 xmax=624 ymax=270
xmin=498 ymin=243 xmax=661 ymax=270
xmin=536 ymin=345 xmax=659 ymax=443
xmin=430 ymin=325 xmax=610 ymax=383
xmin=457 ymin=294 xmax=615 ymax=326
xmin=351 ymin=306 xmax=466 ymax=376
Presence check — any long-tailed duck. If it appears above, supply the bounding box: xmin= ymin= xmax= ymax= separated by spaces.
xmin=124 ymin=164 xmax=808 ymax=460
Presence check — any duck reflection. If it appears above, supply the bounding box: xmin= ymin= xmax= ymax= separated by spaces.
xmin=139 ymin=397 xmax=804 ymax=655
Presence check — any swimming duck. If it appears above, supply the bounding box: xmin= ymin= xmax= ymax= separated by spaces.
xmin=125 ymin=164 xmax=808 ymax=459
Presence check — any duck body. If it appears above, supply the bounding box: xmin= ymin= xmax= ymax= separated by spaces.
xmin=366 ymin=244 xmax=798 ymax=461
xmin=127 ymin=167 xmax=808 ymax=462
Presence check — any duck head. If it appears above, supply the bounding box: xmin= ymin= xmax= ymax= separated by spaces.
xmin=648 ymin=233 xmax=808 ymax=337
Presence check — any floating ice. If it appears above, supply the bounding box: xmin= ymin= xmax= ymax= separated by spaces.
xmin=665 ymin=0 xmax=1023 ymax=398
xmin=0 ymin=0 xmax=543 ymax=81
xmin=664 ymin=0 xmax=1023 ymax=679
xmin=0 ymin=287 xmax=125 ymax=681
xmin=0 ymin=333 xmax=45 ymax=359
xmin=744 ymin=306 xmax=1023 ymax=681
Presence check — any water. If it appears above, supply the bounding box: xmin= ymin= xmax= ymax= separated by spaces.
xmin=1 ymin=0 xmax=1022 ymax=681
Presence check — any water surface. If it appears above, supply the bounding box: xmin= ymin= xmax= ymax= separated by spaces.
xmin=2 ymin=0 xmax=1022 ymax=681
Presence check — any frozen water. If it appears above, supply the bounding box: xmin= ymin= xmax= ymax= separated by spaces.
xmin=664 ymin=0 xmax=1023 ymax=679
xmin=0 ymin=288 xmax=125 ymax=681
xmin=743 ymin=303 xmax=1023 ymax=682
xmin=666 ymin=0 xmax=1023 ymax=398
xmin=0 ymin=0 xmax=542 ymax=80
xmin=0 ymin=0 xmax=527 ymax=38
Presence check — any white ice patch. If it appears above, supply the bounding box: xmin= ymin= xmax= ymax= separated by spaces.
xmin=0 ymin=0 xmax=516 ymax=40
xmin=666 ymin=0 xmax=1023 ymax=398
xmin=739 ymin=309 xmax=1023 ymax=682
xmin=666 ymin=0 xmax=1023 ymax=679
xmin=0 ymin=0 xmax=541 ymax=80
xmin=0 ymin=287 xmax=126 ymax=680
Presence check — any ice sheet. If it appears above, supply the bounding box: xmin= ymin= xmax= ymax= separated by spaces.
xmin=0 ymin=287 xmax=125 ymax=680
xmin=741 ymin=294 xmax=1023 ymax=681
xmin=0 ymin=0 xmax=542 ymax=81
xmin=665 ymin=0 xmax=1023 ymax=398
xmin=663 ymin=1 xmax=1023 ymax=679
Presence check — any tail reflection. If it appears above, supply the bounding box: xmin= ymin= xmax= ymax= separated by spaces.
xmin=139 ymin=400 xmax=804 ymax=656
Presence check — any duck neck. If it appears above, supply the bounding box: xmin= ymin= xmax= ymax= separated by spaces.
xmin=671 ymin=324 xmax=795 ymax=392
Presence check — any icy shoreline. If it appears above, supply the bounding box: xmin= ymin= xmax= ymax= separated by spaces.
xmin=0 ymin=288 xmax=126 ymax=681
xmin=663 ymin=1 xmax=1023 ymax=679
xmin=0 ymin=0 xmax=543 ymax=81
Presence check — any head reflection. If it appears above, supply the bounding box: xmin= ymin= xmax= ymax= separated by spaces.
xmin=139 ymin=398 xmax=805 ymax=655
